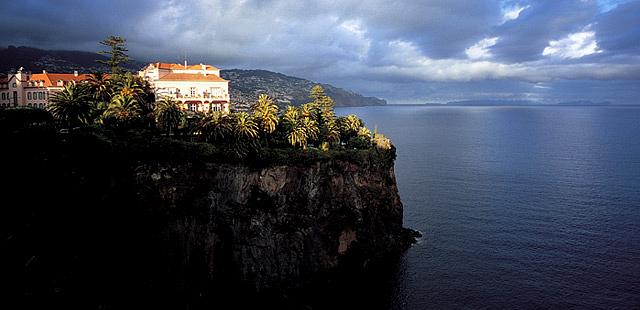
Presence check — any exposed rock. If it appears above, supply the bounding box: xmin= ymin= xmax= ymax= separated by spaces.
xmin=134 ymin=156 xmax=414 ymax=292
xmin=1 ymin=121 xmax=416 ymax=308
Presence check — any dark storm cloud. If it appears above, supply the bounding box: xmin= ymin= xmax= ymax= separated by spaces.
xmin=491 ymin=0 xmax=599 ymax=62
xmin=1 ymin=0 xmax=639 ymax=103
xmin=352 ymin=0 xmax=504 ymax=59
xmin=0 ymin=1 xmax=160 ymax=50
xmin=595 ymin=1 xmax=640 ymax=55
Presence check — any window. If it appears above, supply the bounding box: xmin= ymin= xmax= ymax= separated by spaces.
xmin=12 ymin=83 xmax=16 ymax=88
xmin=190 ymin=87 xmax=197 ymax=97
xmin=1 ymin=93 xmax=4 ymax=100
xmin=210 ymin=87 xmax=223 ymax=98
xmin=38 ymin=92 xmax=43 ymax=100
xmin=188 ymin=103 xmax=197 ymax=111
xmin=28 ymin=93 xmax=32 ymax=100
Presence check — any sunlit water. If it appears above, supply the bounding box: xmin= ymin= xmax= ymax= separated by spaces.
xmin=335 ymin=105 xmax=640 ymax=309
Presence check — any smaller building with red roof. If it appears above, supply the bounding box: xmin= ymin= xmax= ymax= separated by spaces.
xmin=0 ymin=67 xmax=92 ymax=109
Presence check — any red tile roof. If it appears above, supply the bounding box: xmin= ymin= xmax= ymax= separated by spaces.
xmin=30 ymin=73 xmax=92 ymax=87
xmin=158 ymin=73 xmax=228 ymax=82
xmin=153 ymin=62 xmax=220 ymax=71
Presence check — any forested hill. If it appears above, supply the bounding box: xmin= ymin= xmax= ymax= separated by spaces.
xmin=0 ymin=46 xmax=386 ymax=108
xmin=221 ymin=69 xmax=386 ymax=110
xmin=0 ymin=46 xmax=143 ymax=73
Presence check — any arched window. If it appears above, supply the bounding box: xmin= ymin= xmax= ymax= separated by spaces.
xmin=28 ymin=93 xmax=32 ymax=100
xmin=38 ymin=92 xmax=43 ymax=100
xmin=28 ymin=103 xmax=32 ymax=107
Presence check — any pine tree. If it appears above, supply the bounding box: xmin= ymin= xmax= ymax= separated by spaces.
xmin=97 ymin=36 xmax=130 ymax=74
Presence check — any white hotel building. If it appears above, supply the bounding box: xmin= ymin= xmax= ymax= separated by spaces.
xmin=138 ymin=62 xmax=230 ymax=113
xmin=1 ymin=62 xmax=231 ymax=113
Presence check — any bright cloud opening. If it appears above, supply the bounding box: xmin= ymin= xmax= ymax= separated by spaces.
xmin=465 ymin=37 xmax=499 ymax=60
xmin=502 ymin=5 xmax=530 ymax=23
xmin=542 ymin=31 xmax=602 ymax=59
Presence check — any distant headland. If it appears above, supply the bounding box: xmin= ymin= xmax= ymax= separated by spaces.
xmin=421 ymin=99 xmax=615 ymax=106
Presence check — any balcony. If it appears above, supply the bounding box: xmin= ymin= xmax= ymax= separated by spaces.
xmin=157 ymin=93 xmax=229 ymax=102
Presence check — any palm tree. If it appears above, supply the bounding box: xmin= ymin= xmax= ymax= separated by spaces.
xmin=287 ymin=117 xmax=309 ymax=149
xmin=282 ymin=106 xmax=299 ymax=125
xmin=154 ymin=97 xmax=184 ymax=136
xmin=113 ymin=73 xmax=154 ymax=108
xmin=251 ymin=94 xmax=279 ymax=136
xmin=102 ymin=94 xmax=142 ymax=127
xmin=181 ymin=110 xmax=205 ymax=138
xmin=221 ymin=112 xmax=259 ymax=158
xmin=343 ymin=114 xmax=363 ymax=134
xmin=87 ymin=72 xmax=112 ymax=103
xmin=301 ymin=117 xmax=319 ymax=142
xmin=321 ymin=117 xmax=340 ymax=145
xmin=280 ymin=105 xmax=319 ymax=149
xmin=198 ymin=111 xmax=231 ymax=143
xmin=357 ymin=126 xmax=372 ymax=140
xmin=233 ymin=112 xmax=259 ymax=140
xmin=48 ymin=82 xmax=94 ymax=129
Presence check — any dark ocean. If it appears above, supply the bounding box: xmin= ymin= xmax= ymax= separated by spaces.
xmin=334 ymin=105 xmax=640 ymax=309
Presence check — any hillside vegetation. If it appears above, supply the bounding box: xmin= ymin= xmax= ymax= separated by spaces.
xmin=222 ymin=69 xmax=386 ymax=110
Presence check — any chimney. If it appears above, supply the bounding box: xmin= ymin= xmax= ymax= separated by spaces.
xmin=42 ymin=70 xmax=47 ymax=74
xmin=74 ymin=70 xmax=78 ymax=77
xmin=184 ymin=60 xmax=188 ymax=69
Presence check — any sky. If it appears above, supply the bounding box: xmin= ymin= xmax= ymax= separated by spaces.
xmin=1 ymin=0 xmax=639 ymax=104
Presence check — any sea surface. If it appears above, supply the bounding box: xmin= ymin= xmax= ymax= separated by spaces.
xmin=334 ymin=105 xmax=640 ymax=309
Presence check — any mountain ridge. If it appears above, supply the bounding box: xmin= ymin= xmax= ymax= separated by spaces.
xmin=221 ymin=69 xmax=386 ymax=110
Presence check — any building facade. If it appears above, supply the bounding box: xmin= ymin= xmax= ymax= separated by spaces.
xmin=139 ymin=62 xmax=230 ymax=113
xmin=0 ymin=68 xmax=91 ymax=109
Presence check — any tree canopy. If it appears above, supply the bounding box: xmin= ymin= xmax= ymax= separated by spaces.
xmin=38 ymin=36 xmax=393 ymax=159
xmin=97 ymin=36 xmax=130 ymax=74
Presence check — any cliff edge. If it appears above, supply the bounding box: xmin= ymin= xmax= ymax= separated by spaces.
xmin=1 ymin=119 xmax=416 ymax=308
xmin=136 ymin=153 xmax=413 ymax=293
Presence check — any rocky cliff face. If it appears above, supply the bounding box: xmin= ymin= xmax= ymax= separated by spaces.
xmin=2 ymin=121 xmax=414 ymax=307
xmin=134 ymin=156 xmax=412 ymax=293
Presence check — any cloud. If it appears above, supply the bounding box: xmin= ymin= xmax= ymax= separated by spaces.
xmin=466 ymin=37 xmax=499 ymax=59
xmin=502 ymin=4 xmax=530 ymax=23
xmin=595 ymin=1 xmax=640 ymax=55
xmin=542 ymin=30 xmax=601 ymax=59
xmin=0 ymin=0 xmax=639 ymax=103
xmin=491 ymin=1 xmax=599 ymax=62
